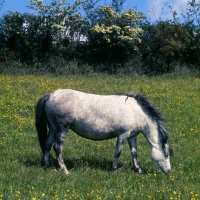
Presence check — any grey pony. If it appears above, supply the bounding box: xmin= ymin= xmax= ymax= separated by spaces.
xmin=35 ymin=89 xmax=173 ymax=175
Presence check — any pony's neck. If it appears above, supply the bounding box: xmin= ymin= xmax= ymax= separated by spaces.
xmin=144 ymin=123 xmax=162 ymax=150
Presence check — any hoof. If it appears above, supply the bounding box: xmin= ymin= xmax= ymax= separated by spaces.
xmin=134 ymin=167 xmax=144 ymax=174
xmin=43 ymin=166 xmax=52 ymax=171
xmin=111 ymin=168 xmax=117 ymax=173
xmin=64 ymin=170 xmax=70 ymax=175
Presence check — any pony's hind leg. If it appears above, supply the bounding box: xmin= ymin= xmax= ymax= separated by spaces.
xmin=128 ymin=136 xmax=144 ymax=174
xmin=42 ymin=130 xmax=55 ymax=169
xmin=53 ymin=131 xmax=69 ymax=175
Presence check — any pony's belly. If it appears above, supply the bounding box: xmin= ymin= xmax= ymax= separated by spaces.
xmin=70 ymin=124 xmax=119 ymax=140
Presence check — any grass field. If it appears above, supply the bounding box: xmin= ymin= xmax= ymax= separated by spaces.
xmin=0 ymin=74 xmax=199 ymax=199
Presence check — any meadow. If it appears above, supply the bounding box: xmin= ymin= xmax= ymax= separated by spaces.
xmin=0 ymin=74 xmax=199 ymax=199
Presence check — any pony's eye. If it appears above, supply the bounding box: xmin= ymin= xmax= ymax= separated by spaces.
xmin=164 ymin=149 xmax=169 ymax=157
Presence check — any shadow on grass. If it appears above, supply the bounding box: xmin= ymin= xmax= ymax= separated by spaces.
xmin=23 ymin=155 xmax=139 ymax=173
xmin=23 ymin=155 xmax=112 ymax=171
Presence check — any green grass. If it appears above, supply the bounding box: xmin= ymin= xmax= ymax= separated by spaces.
xmin=0 ymin=74 xmax=199 ymax=200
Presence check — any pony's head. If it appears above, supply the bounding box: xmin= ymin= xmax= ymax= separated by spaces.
xmin=151 ymin=142 xmax=172 ymax=174
xmin=132 ymin=93 xmax=173 ymax=174
xmin=151 ymin=120 xmax=173 ymax=174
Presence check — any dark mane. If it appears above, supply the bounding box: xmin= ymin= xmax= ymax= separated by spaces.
xmin=120 ymin=93 xmax=173 ymax=156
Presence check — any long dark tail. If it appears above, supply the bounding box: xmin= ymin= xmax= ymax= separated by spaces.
xmin=35 ymin=94 xmax=50 ymax=154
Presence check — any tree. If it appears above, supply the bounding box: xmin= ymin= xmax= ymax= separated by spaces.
xmin=27 ymin=0 xmax=83 ymax=59
xmin=0 ymin=0 xmax=83 ymax=63
xmin=140 ymin=21 xmax=190 ymax=73
xmin=83 ymin=4 xmax=145 ymax=64
xmin=0 ymin=0 xmax=4 ymax=13
xmin=111 ymin=0 xmax=126 ymax=14
xmin=2 ymin=12 xmax=26 ymax=61
xmin=182 ymin=0 xmax=200 ymax=68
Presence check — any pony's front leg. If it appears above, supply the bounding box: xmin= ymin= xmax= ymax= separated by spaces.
xmin=112 ymin=136 xmax=126 ymax=171
xmin=128 ymin=136 xmax=144 ymax=174
xmin=53 ymin=132 xmax=69 ymax=175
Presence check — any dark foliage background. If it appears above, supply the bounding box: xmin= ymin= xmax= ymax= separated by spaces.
xmin=0 ymin=0 xmax=199 ymax=74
